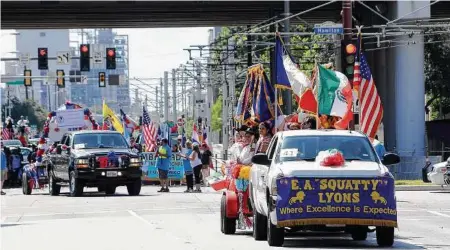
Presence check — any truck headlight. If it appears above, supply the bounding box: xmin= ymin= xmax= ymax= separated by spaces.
xmin=75 ymin=158 xmax=89 ymax=168
xmin=270 ymin=173 xmax=284 ymax=196
xmin=129 ymin=157 xmax=142 ymax=167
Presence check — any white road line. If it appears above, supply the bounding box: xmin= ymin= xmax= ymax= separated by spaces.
xmin=3 ymin=206 xmax=220 ymax=218
xmin=427 ymin=210 xmax=450 ymax=218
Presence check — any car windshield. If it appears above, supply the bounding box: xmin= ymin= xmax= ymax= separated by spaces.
xmin=73 ymin=133 xmax=129 ymax=149
xmin=3 ymin=140 xmax=22 ymax=146
xmin=279 ymin=135 xmax=378 ymax=163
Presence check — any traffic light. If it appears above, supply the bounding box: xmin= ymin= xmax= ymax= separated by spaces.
xmin=24 ymin=69 xmax=32 ymax=86
xmin=99 ymin=72 xmax=106 ymax=87
xmin=80 ymin=44 xmax=90 ymax=72
xmin=342 ymin=41 xmax=357 ymax=81
xmin=56 ymin=70 xmax=65 ymax=88
xmin=38 ymin=48 xmax=48 ymax=70
xmin=106 ymin=48 xmax=116 ymax=69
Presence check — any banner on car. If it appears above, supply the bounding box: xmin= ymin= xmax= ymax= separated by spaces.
xmin=276 ymin=177 xmax=397 ymax=227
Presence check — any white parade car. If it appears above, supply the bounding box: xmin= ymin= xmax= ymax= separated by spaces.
xmin=422 ymin=157 xmax=450 ymax=186
xmin=249 ymin=129 xmax=401 ymax=247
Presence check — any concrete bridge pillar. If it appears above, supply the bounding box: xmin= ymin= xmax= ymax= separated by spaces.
xmin=385 ymin=0 xmax=430 ymax=178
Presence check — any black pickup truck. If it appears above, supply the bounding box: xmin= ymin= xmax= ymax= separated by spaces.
xmin=44 ymin=130 xmax=142 ymax=197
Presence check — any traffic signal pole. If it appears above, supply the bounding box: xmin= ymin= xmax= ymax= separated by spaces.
xmin=24 ymin=66 xmax=29 ymax=100
xmin=342 ymin=0 xmax=355 ymax=130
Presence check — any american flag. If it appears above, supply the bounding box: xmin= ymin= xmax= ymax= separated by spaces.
xmin=2 ymin=128 xmax=12 ymax=140
xmin=142 ymin=107 xmax=157 ymax=152
xmin=353 ymin=36 xmax=383 ymax=139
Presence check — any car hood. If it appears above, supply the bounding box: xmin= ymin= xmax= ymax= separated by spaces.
xmin=275 ymin=160 xmax=387 ymax=178
xmin=73 ymin=148 xmax=136 ymax=157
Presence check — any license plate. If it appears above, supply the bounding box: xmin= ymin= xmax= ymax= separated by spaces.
xmin=106 ymin=171 xmax=118 ymax=177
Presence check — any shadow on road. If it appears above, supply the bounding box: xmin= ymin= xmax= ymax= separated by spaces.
xmin=230 ymin=231 xmax=426 ymax=249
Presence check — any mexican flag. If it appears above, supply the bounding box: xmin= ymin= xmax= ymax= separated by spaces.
xmin=317 ymin=64 xmax=353 ymax=129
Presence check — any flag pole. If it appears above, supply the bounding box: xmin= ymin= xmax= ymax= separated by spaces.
xmin=274 ymin=31 xmax=279 ymax=132
xmin=356 ymin=26 xmax=363 ymax=133
xmin=315 ymin=63 xmax=319 ymax=130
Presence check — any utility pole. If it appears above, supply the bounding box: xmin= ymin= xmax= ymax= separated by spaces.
xmin=181 ymin=68 xmax=186 ymax=115
xmin=342 ymin=0 xmax=354 ymax=129
xmin=195 ymin=61 xmax=202 ymax=123
xmin=206 ymin=65 xmax=213 ymax=142
xmin=228 ymin=39 xmax=236 ymax=136
xmin=221 ymin=53 xmax=229 ymax=160
xmin=283 ymin=0 xmax=292 ymax=114
xmin=155 ymin=86 xmax=159 ymax=114
xmin=164 ymin=71 xmax=169 ymax=122
xmin=172 ymin=68 xmax=177 ymax=122
xmin=247 ymin=25 xmax=253 ymax=67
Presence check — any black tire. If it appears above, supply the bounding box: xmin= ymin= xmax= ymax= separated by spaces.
xmin=267 ymin=211 xmax=284 ymax=247
xmin=127 ymin=179 xmax=141 ymax=196
xmin=97 ymin=186 xmax=105 ymax=193
xmin=376 ymin=226 xmax=395 ymax=247
xmin=351 ymin=229 xmax=368 ymax=241
xmin=253 ymin=207 xmax=268 ymax=240
xmin=22 ymin=172 xmax=31 ymax=195
xmin=48 ymin=170 xmax=61 ymax=196
xmin=220 ymin=195 xmax=236 ymax=234
xmin=105 ymin=186 xmax=116 ymax=195
xmin=69 ymin=170 xmax=84 ymax=197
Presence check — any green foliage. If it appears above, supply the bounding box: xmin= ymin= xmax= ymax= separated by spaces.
xmin=2 ymin=97 xmax=48 ymax=130
xmin=212 ymin=25 xmax=334 ymax=105
xmin=424 ymin=27 xmax=450 ymax=119
xmin=211 ymin=95 xmax=223 ymax=132
xmin=184 ymin=118 xmax=194 ymax=139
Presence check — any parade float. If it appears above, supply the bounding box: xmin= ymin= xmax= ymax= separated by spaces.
xmin=43 ymin=101 xmax=99 ymax=142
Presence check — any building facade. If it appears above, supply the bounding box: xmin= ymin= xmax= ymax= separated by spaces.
xmin=1 ymin=29 xmax=71 ymax=112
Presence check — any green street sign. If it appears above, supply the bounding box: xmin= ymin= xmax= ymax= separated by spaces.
xmin=6 ymin=80 xmax=23 ymax=85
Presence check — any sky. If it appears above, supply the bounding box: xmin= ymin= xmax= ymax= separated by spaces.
xmin=0 ymin=27 xmax=212 ymax=87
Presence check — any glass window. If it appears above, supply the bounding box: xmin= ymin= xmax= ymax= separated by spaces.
xmin=279 ymin=135 xmax=378 ymax=163
xmin=73 ymin=133 xmax=129 ymax=149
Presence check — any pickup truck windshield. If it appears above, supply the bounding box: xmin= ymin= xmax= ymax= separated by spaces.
xmin=73 ymin=133 xmax=129 ymax=149
xmin=280 ymin=135 xmax=378 ymax=163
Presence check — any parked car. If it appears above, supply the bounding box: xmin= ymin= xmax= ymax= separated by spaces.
xmin=422 ymin=157 xmax=450 ymax=186
xmin=44 ymin=130 xmax=143 ymax=197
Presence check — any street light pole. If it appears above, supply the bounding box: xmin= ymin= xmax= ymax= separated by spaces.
xmin=164 ymin=71 xmax=169 ymax=122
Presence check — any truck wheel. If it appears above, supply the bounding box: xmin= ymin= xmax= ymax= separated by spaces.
xmin=127 ymin=179 xmax=141 ymax=196
xmin=267 ymin=212 xmax=284 ymax=247
xmin=220 ymin=195 xmax=236 ymax=234
xmin=253 ymin=207 xmax=267 ymax=240
xmin=48 ymin=171 xmax=60 ymax=196
xmin=69 ymin=171 xmax=84 ymax=197
xmin=376 ymin=226 xmax=394 ymax=247
xmin=105 ymin=186 xmax=116 ymax=195
xmin=351 ymin=229 xmax=368 ymax=241
xmin=22 ymin=172 xmax=31 ymax=195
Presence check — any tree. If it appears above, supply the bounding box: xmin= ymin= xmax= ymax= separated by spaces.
xmin=211 ymin=25 xmax=335 ymax=111
xmin=211 ymin=95 xmax=223 ymax=132
xmin=2 ymin=97 xmax=48 ymax=130
xmin=424 ymin=27 xmax=450 ymax=119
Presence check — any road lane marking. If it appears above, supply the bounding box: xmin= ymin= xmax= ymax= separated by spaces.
xmin=127 ymin=210 xmax=200 ymax=247
xmin=427 ymin=210 xmax=450 ymax=218
xmin=3 ymin=206 xmax=220 ymax=218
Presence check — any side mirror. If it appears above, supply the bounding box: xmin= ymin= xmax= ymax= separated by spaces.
xmin=382 ymin=153 xmax=400 ymax=166
xmin=422 ymin=160 xmax=432 ymax=183
xmin=252 ymin=153 xmax=271 ymax=166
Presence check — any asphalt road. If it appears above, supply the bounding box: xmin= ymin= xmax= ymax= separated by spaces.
xmin=1 ymin=186 xmax=450 ymax=250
